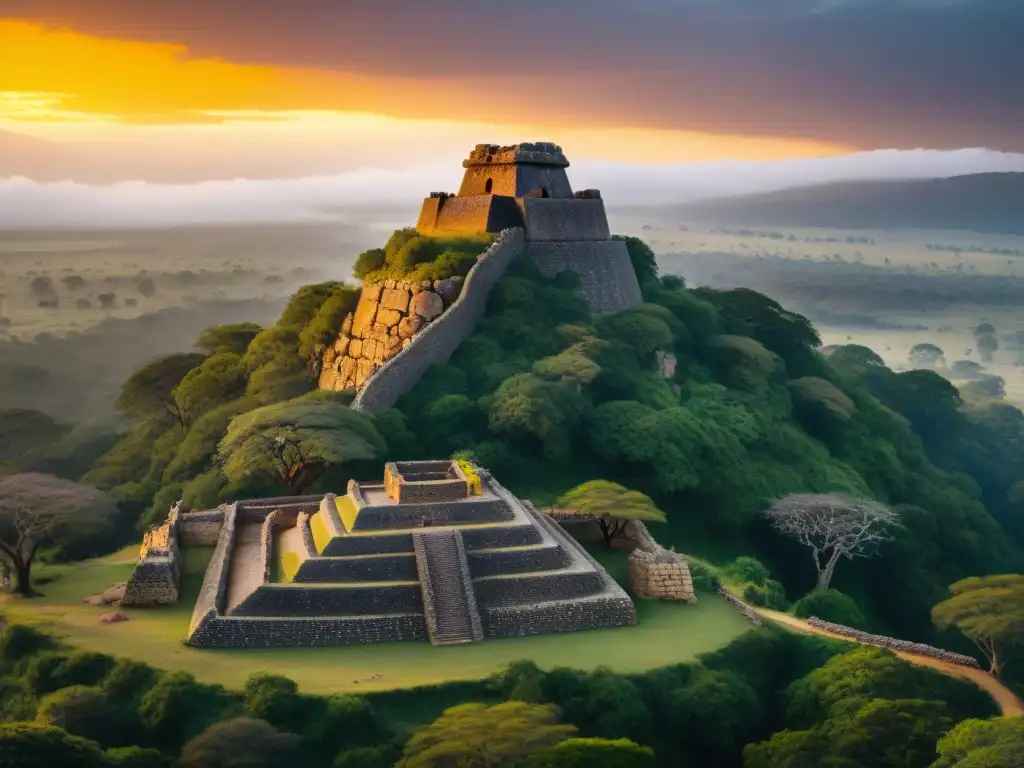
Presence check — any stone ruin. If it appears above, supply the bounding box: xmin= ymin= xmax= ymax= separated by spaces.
xmin=120 ymin=505 xmax=181 ymax=606
xmin=628 ymin=548 xmax=696 ymax=603
xmin=185 ymin=460 xmax=637 ymax=648
xmin=317 ymin=276 xmax=463 ymax=392
xmin=317 ymin=142 xmax=643 ymax=408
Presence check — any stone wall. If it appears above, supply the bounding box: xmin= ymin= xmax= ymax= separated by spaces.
xmin=260 ymin=511 xmax=278 ymax=585
xmin=467 ymin=543 xmax=570 ymax=577
xmin=351 ymin=228 xmax=526 ymax=412
xmin=805 ymin=618 xmax=982 ymax=668
xmin=718 ymin=589 xmax=762 ymax=627
xmin=628 ymin=548 xmax=697 ymax=603
xmin=473 ymin=570 xmax=605 ymax=608
xmin=187 ymin=613 xmax=428 ymax=648
xmin=231 ymin=583 xmax=423 ymax=617
xmin=178 ymin=508 xmax=224 ymax=546
xmin=418 ymin=195 xmax=525 ymax=235
xmin=187 ymin=504 xmax=238 ymax=641
xmin=522 ymin=198 xmax=611 ymax=242
xmin=294 ymin=553 xmax=418 ymax=583
xmin=526 ymin=240 xmax=642 ymax=313
xmin=350 ymin=496 xmax=512 ymax=530
xmin=319 ymin=273 xmax=465 ymax=393
xmin=481 ymin=594 xmax=637 ymax=638
xmin=121 ymin=506 xmax=181 ymax=606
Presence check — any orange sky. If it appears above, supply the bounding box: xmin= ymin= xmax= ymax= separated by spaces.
xmin=0 ymin=19 xmax=852 ymax=167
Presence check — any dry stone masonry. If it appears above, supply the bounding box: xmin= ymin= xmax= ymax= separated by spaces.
xmin=318 ymin=276 xmax=464 ymax=392
xmin=121 ymin=505 xmax=181 ymax=606
xmin=806 ymin=618 xmax=982 ymax=668
xmin=629 ymin=548 xmax=697 ymax=603
xmin=184 ymin=460 xmax=636 ymax=648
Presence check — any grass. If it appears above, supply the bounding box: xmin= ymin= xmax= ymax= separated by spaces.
xmin=2 ymin=542 xmax=752 ymax=696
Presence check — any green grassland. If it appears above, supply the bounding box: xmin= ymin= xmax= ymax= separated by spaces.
xmin=1 ymin=544 xmax=752 ymax=696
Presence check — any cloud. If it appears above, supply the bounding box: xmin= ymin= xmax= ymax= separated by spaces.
xmin=2 ymin=0 xmax=1023 ymax=151
xmin=3 ymin=147 xmax=1023 ymax=230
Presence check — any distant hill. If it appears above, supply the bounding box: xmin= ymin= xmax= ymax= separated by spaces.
xmin=671 ymin=173 xmax=1024 ymax=234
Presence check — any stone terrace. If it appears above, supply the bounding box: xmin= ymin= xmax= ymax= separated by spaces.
xmin=186 ymin=461 xmax=636 ymax=648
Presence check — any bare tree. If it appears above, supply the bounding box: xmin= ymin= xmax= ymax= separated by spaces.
xmin=0 ymin=474 xmax=117 ymax=596
xmin=763 ymin=493 xmax=900 ymax=591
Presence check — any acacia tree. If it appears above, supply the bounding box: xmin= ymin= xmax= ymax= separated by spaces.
xmin=116 ymin=353 xmax=206 ymax=430
xmin=762 ymin=493 xmax=900 ymax=591
xmin=218 ymin=392 xmax=385 ymax=493
xmin=0 ymin=474 xmax=117 ymax=596
xmin=931 ymin=574 xmax=1024 ymax=677
xmin=556 ymin=480 xmax=667 ymax=547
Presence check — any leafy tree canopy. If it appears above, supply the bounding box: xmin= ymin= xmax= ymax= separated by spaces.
xmin=931 ymin=574 xmax=1024 ymax=676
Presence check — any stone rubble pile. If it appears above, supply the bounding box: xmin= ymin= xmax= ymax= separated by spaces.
xmin=806 ymin=618 xmax=982 ymax=668
xmin=318 ymin=276 xmax=463 ymax=392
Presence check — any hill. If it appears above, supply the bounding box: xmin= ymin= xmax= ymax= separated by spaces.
xmin=670 ymin=173 xmax=1024 ymax=234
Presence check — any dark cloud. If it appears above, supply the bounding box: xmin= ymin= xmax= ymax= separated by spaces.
xmin=6 ymin=0 xmax=1024 ymax=150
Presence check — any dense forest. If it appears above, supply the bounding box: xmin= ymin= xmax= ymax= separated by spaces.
xmin=3 ymin=233 xmax=1024 ymax=766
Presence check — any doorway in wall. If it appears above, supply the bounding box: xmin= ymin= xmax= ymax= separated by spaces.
xmin=484 ymin=178 xmax=493 ymax=193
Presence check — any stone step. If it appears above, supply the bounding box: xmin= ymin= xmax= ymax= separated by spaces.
xmin=413 ymin=529 xmax=484 ymax=646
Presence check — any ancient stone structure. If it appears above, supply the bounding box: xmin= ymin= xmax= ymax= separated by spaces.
xmin=320 ymin=143 xmax=644 ymax=410
xmin=629 ymin=548 xmax=696 ymax=603
xmin=417 ymin=143 xmax=642 ymax=313
xmin=318 ymin=275 xmax=464 ymax=392
xmin=186 ymin=460 xmax=636 ymax=648
xmin=121 ymin=505 xmax=182 ymax=606
xmin=348 ymin=229 xmax=524 ymax=412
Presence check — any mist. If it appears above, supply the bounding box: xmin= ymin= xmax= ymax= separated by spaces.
xmin=3 ymin=147 xmax=1024 ymax=230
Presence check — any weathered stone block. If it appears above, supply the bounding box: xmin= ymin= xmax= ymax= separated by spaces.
xmin=376 ymin=307 xmax=402 ymax=327
xmin=348 ymin=339 xmax=363 ymax=358
xmin=351 ymin=298 xmax=378 ymax=338
xmin=433 ymin=278 xmax=459 ymax=306
xmin=363 ymin=283 xmax=383 ymax=302
xmin=380 ymin=287 xmax=411 ymax=313
xmin=398 ymin=315 xmax=425 ymax=338
xmin=410 ymin=290 xmax=444 ymax=320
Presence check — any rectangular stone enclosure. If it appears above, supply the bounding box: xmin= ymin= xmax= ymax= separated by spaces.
xmin=186 ymin=461 xmax=636 ymax=648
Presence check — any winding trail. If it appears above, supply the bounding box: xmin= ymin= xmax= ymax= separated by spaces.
xmin=752 ymin=606 xmax=1023 ymax=718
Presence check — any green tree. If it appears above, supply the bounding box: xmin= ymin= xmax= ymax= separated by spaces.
xmin=171 ymin=352 xmax=247 ymax=426
xmin=396 ymin=701 xmax=576 ymax=768
xmin=931 ymin=716 xmax=1024 ymax=768
xmin=137 ymin=671 xmax=209 ymax=747
xmin=556 ymin=480 xmax=666 ymax=546
xmin=670 ymin=668 xmax=762 ymax=760
xmin=826 ymin=344 xmax=886 ymax=373
xmin=931 ymin=575 xmax=1024 ymax=677
xmin=115 ymin=353 xmax=206 ymax=429
xmin=0 ymin=474 xmax=116 ymax=596
xmin=792 ymin=589 xmax=867 ymax=629
xmin=195 ymin=322 xmax=263 ymax=355
xmin=0 ymin=409 xmax=70 ymax=462
xmin=525 ymin=737 xmax=655 ymax=768
xmin=0 ymin=722 xmax=109 ymax=768
xmin=242 ymin=673 xmax=302 ymax=730
xmin=180 ymin=717 xmax=302 ymax=768
xmin=353 ymin=248 xmax=386 ymax=280
xmin=219 ymin=392 xmax=385 ymax=493
xmin=612 ymin=236 xmax=659 ymax=294
xmin=486 ymin=373 xmax=589 ymax=462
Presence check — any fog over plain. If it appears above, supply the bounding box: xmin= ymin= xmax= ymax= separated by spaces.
xmin=4 ymin=147 xmax=1024 ymax=230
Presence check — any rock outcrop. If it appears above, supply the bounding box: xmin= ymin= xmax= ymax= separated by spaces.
xmin=318 ymin=276 xmax=463 ymax=392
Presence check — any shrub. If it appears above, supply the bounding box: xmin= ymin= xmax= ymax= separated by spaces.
xmin=0 ymin=722 xmax=108 ymax=768
xmin=35 ymin=685 xmax=117 ymax=746
xmin=687 ymin=560 xmax=721 ymax=591
xmin=0 ymin=624 xmax=56 ymax=669
xmin=724 ymin=556 xmax=771 ymax=586
xmin=792 ymin=589 xmax=867 ymax=629
xmin=352 ymin=248 xmax=386 ymax=280
xmin=103 ymin=658 xmax=160 ymax=701
xmin=106 ymin=745 xmax=172 ymax=768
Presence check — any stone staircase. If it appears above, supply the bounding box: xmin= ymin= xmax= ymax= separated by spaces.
xmin=412 ymin=529 xmax=484 ymax=646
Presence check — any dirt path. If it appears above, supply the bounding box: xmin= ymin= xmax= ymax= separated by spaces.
xmin=224 ymin=521 xmax=264 ymax=615
xmin=754 ymin=607 xmax=1023 ymax=718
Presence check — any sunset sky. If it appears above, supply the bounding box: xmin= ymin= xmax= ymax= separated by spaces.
xmin=1 ymin=0 xmax=1022 ymax=187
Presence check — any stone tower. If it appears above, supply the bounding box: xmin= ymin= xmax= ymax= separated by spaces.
xmin=416 ymin=142 xmax=642 ymax=312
